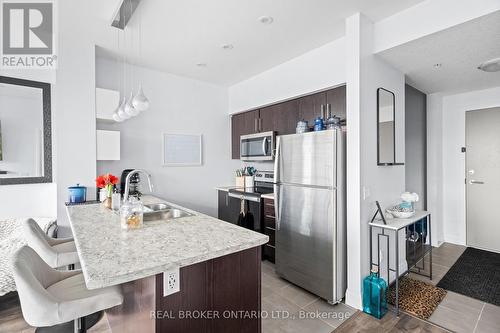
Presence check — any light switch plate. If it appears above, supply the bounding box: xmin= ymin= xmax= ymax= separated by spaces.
xmin=163 ymin=267 xmax=180 ymax=297
xmin=363 ymin=186 xmax=371 ymax=200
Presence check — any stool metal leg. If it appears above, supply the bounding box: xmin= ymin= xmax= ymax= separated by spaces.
xmin=74 ymin=317 xmax=87 ymax=333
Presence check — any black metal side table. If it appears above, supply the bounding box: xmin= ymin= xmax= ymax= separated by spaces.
xmin=369 ymin=210 xmax=432 ymax=316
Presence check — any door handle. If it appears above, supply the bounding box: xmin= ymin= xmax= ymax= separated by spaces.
xmin=273 ymin=184 xmax=280 ymax=231
xmin=321 ymin=104 xmax=326 ymax=119
xmin=262 ymin=137 xmax=268 ymax=156
xmin=254 ymin=118 xmax=258 ymax=132
xmin=469 ymin=180 xmax=485 ymax=184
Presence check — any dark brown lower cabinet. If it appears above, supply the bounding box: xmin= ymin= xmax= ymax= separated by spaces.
xmin=107 ymin=247 xmax=262 ymax=333
xmin=263 ymin=198 xmax=276 ymax=263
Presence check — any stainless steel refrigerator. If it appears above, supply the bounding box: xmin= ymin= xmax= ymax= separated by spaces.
xmin=273 ymin=129 xmax=346 ymax=304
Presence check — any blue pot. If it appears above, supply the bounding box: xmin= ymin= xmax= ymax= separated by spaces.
xmin=68 ymin=184 xmax=87 ymax=203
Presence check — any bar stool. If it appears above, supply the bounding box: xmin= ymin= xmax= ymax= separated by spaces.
xmin=12 ymin=246 xmax=123 ymax=333
xmin=23 ymin=218 xmax=79 ymax=269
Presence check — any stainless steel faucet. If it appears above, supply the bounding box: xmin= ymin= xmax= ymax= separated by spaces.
xmin=123 ymin=169 xmax=154 ymax=202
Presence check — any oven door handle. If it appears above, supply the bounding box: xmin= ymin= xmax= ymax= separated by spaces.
xmin=228 ymin=192 xmax=261 ymax=203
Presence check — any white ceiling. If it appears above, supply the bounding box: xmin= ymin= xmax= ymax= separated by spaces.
xmin=378 ymin=10 xmax=500 ymax=95
xmin=96 ymin=0 xmax=424 ymax=86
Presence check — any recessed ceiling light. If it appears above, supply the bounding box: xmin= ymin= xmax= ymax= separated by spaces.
xmin=258 ymin=16 xmax=274 ymax=24
xmin=196 ymin=63 xmax=207 ymax=67
xmin=221 ymin=44 xmax=234 ymax=50
xmin=433 ymin=63 xmax=442 ymax=69
xmin=478 ymin=57 xmax=500 ymax=72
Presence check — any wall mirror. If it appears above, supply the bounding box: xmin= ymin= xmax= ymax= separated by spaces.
xmin=377 ymin=88 xmax=402 ymax=166
xmin=0 ymin=76 xmax=52 ymax=184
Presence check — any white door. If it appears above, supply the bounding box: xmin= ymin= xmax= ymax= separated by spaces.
xmin=466 ymin=108 xmax=500 ymax=253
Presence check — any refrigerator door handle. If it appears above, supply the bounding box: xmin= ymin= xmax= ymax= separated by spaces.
xmin=274 ymin=137 xmax=281 ymax=230
xmin=274 ymin=184 xmax=280 ymax=230
xmin=273 ymin=137 xmax=281 ymax=183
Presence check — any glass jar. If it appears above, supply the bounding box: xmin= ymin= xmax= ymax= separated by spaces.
xmin=362 ymin=268 xmax=388 ymax=319
xmin=120 ymin=197 xmax=144 ymax=230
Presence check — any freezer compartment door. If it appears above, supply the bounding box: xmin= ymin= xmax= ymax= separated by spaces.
xmin=275 ymin=183 xmax=336 ymax=301
xmin=276 ymin=131 xmax=336 ymax=188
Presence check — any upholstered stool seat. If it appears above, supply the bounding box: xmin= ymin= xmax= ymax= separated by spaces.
xmin=23 ymin=218 xmax=79 ymax=268
xmin=12 ymin=246 xmax=123 ymax=332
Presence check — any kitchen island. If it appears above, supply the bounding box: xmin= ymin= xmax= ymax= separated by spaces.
xmin=66 ymin=195 xmax=268 ymax=333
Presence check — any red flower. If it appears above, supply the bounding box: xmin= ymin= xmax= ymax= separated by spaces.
xmin=108 ymin=174 xmax=119 ymax=185
xmin=95 ymin=174 xmax=119 ymax=188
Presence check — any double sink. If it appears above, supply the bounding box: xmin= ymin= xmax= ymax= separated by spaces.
xmin=143 ymin=203 xmax=193 ymax=222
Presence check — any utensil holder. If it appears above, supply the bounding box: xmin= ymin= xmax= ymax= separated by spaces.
xmin=244 ymin=176 xmax=254 ymax=189
xmin=235 ymin=176 xmax=245 ymax=188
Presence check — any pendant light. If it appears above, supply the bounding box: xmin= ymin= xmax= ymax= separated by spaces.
xmin=125 ymin=91 xmax=140 ymax=116
xmin=132 ymin=84 xmax=149 ymax=112
xmin=132 ymin=8 xmax=149 ymax=112
xmin=117 ymin=97 xmax=130 ymax=120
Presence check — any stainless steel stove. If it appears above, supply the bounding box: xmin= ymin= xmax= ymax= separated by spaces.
xmin=228 ymin=171 xmax=274 ymax=202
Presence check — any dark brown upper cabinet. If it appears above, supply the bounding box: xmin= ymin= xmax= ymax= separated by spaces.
xmin=231 ymin=85 xmax=346 ymax=159
xmin=231 ymin=110 xmax=260 ymax=159
xmin=326 ymin=85 xmax=346 ymax=121
xmin=298 ymin=91 xmax=327 ymax=125
xmin=260 ymin=99 xmax=299 ymax=135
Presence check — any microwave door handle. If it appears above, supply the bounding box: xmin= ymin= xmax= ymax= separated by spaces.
xmin=262 ymin=137 xmax=268 ymax=156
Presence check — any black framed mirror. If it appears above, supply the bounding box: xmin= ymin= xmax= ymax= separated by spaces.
xmin=0 ymin=76 xmax=52 ymax=185
xmin=377 ymin=88 xmax=403 ymax=166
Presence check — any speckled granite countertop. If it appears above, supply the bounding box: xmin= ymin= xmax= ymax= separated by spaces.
xmin=66 ymin=195 xmax=268 ymax=290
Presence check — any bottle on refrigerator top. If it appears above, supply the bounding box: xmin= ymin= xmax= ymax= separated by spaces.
xmin=362 ymin=268 xmax=388 ymax=319
xmin=313 ymin=117 xmax=325 ymax=131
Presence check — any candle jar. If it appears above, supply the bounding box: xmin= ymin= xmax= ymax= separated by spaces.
xmin=120 ymin=197 xmax=144 ymax=230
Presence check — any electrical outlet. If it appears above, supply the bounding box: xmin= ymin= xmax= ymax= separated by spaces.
xmin=163 ymin=267 xmax=180 ymax=296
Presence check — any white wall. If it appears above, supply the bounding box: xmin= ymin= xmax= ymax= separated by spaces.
xmin=228 ymin=37 xmax=346 ymax=113
xmin=95 ymin=57 xmax=240 ymax=216
xmin=437 ymin=87 xmax=500 ymax=245
xmin=345 ymin=13 xmax=407 ymax=309
xmin=0 ymin=183 xmax=57 ymax=219
xmin=427 ymin=93 xmax=445 ymax=246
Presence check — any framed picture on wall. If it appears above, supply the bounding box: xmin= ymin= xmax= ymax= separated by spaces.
xmin=162 ymin=133 xmax=203 ymax=166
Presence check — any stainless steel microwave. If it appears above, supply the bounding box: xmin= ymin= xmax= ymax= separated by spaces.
xmin=240 ymin=131 xmax=275 ymax=161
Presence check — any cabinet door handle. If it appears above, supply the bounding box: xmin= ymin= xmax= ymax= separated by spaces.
xmin=258 ymin=118 xmax=263 ymax=132
xmin=327 ymin=104 xmax=332 ymax=118
xmin=469 ymin=180 xmax=485 ymax=184
xmin=321 ymin=104 xmax=326 ymax=119
xmin=254 ymin=118 xmax=258 ymax=132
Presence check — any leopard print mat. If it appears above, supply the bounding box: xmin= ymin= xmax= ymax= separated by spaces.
xmin=387 ymin=277 xmax=447 ymax=320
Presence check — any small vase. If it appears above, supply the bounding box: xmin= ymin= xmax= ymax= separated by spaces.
xmin=103 ymin=197 xmax=112 ymax=210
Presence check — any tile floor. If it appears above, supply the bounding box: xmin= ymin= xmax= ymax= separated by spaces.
xmin=409 ymin=242 xmax=500 ymax=333
xmin=261 ymin=260 xmax=356 ymax=332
